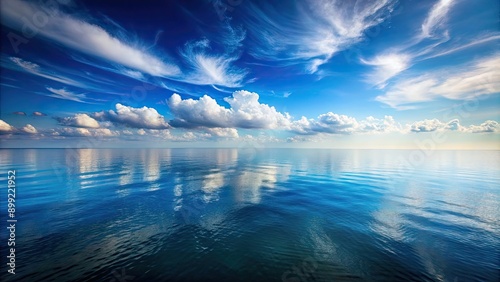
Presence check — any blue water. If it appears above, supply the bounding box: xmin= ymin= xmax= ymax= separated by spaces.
xmin=0 ymin=149 xmax=498 ymax=281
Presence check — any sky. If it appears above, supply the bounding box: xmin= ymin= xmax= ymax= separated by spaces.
xmin=0 ymin=0 xmax=499 ymax=149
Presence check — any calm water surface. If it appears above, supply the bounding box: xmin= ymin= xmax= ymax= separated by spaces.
xmin=0 ymin=149 xmax=498 ymax=281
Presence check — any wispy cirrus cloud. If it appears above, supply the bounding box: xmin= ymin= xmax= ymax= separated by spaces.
xmin=360 ymin=0 xmax=456 ymax=87
xmin=45 ymin=87 xmax=104 ymax=104
xmin=178 ymin=39 xmax=248 ymax=87
xmin=376 ymin=54 xmax=500 ymax=109
xmin=361 ymin=53 xmax=411 ymax=88
xmin=1 ymin=0 xmax=180 ymax=78
xmin=241 ymin=0 xmax=396 ymax=73
xmin=7 ymin=57 xmax=85 ymax=88
xmin=420 ymin=0 xmax=455 ymax=39
xmin=2 ymin=0 xmax=251 ymax=90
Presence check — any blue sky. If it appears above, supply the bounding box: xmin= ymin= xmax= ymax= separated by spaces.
xmin=0 ymin=0 xmax=499 ymax=149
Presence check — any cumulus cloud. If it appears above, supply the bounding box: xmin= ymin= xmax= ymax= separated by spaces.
xmin=167 ymin=90 xmax=291 ymax=129
xmin=13 ymin=111 xmax=26 ymax=116
xmin=291 ymin=113 xmax=359 ymax=135
xmin=22 ymin=124 xmax=38 ymax=134
xmin=467 ymin=120 xmax=499 ymax=133
xmin=409 ymin=119 xmax=446 ymax=132
xmin=95 ymin=104 xmax=170 ymax=129
xmin=1 ymin=0 xmax=180 ymax=77
xmin=57 ymin=113 xmax=100 ymax=128
xmin=8 ymin=57 xmax=84 ymax=87
xmin=361 ymin=0 xmax=461 ymax=90
xmin=377 ymin=55 xmax=500 ymax=109
xmin=51 ymin=127 xmax=118 ymax=137
xmin=0 ymin=120 xmax=14 ymax=132
xmin=290 ymin=113 xmax=402 ymax=135
xmin=204 ymin=127 xmax=239 ymax=138
xmin=33 ymin=111 xmax=47 ymax=116
xmin=359 ymin=116 xmax=401 ymax=133
xmin=406 ymin=118 xmax=495 ymax=133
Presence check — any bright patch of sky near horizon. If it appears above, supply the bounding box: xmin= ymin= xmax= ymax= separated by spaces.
xmin=0 ymin=0 xmax=498 ymax=148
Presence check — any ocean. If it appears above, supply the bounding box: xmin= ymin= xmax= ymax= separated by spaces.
xmin=0 ymin=148 xmax=498 ymax=281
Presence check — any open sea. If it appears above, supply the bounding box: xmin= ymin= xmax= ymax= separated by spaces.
xmin=0 ymin=148 xmax=498 ymax=282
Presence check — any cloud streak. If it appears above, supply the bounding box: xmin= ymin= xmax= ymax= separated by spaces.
xmin=1 ymin=0 xmax=181 ymax=78
xmin=241 ymin=0 xmax=396 ymax=73
xmin=421 ymin=0 xmax=455 ymax=39
xmin=178 ymin=39 xmax=247 ymax=87
xmin=376 ymin=54 xmax=500 ymax=109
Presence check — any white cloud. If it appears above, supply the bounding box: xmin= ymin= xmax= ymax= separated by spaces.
xmin=178 ymin=39 xmax=247 ymax=87
xmin=10 ymin=57 xmax=39 ymax=72
xmin=291 ymin=113 xmax=359 ymax=135
xmin=359 ymin=116 xmax=401 ymax=133
xmin=1 ymin=0 xmax=180 ymax=77
xmin=361 ymin=53 xmax=411 ymax=88
xmin=33 ymin=112 xmax=47 ymax=116
xmin=22 ymin=124 xmax=38 ymax=134
xmin=168 ymin=90 xmax=291 ymax=129
xmin=46 ymin=87 xmax=93 ymax=103
xmin=96 ymin=104 xmax=170 ymax=129
xmin=167 ymin=94 xmax=231 ymax=128
xmin=204 ymin=127 xmax=239 ymax=138
xmin=409 ymin=119 xmax=446 ymax=132
xmin=51 ymin=127 xmax=118 ymax=137
xmin=421 ymin=0 xmax=455 ymax=38
xmin=243 ymin=0 xmax=396 ymax=73
xmin=361 ymin=0 xmax=459 ymax=89
xmin=0 ymin=120 xmax=14 ymax=132
xmin=467 ymin=120 xmax=499 ymax=133
xmin=376 ymin=55 xmax=500 ymax=108
xmin=407 ymin=118 xmax=500 ymax=133
xmin=291 ymin=113 xmax=401 ymax=135
xmin=423 ymin=34 xmax=500 ymax=60
xmin=8 ymin=57 xmax=84 ymax=87
xmin=57 ymin=113 xmax=100 ymax=128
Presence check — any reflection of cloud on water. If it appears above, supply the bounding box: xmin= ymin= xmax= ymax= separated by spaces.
xmin=172 ymin=151 xmax=292 ymax=226
xmin=233 ymin=164 xmax=291 ymax=204
xmin=77 ymin=149 xmax=97 ymax=179
xmin=202 ymin=170 xmax=225 ymax=202
xmin=215 ymin=149 xmax=238 ymax=166
xmin=119 ymin=158 xmax=133 ymax=186
xmin=202 ymin=170 xmax=225 ymax=192
xmin=370 ymin=202 xmax=406 ymax=243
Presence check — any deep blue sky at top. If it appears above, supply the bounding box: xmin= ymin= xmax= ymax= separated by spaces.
xmin=0 ymin=0 xmax=499 ymax=148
